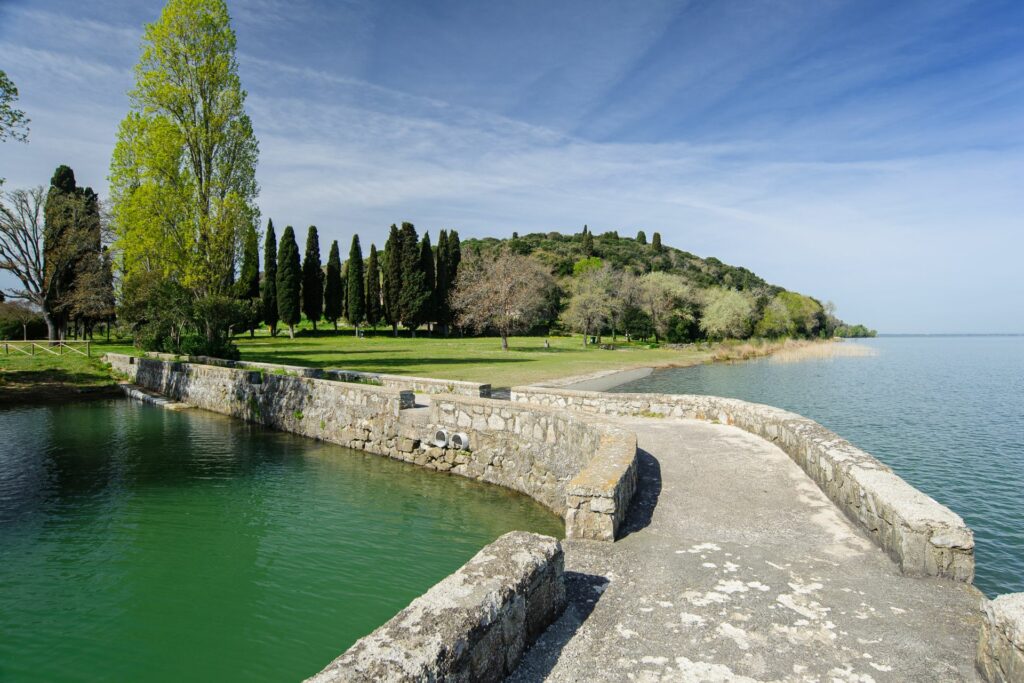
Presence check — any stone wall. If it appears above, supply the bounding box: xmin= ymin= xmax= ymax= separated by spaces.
xmin=107 ymin=354 xmax=637 ymax=541
xmin=426 ymin=395 xmax=638 ymax=539
xmin=147 ymin=353 xmax=491 ymax=397
xmin=511 ymin=386 xmax=975 ymax=582
xmin=306 ymin=531 xmax=565 ymax=682
xmin=977 ymin=594 xmax=1024 ymax=682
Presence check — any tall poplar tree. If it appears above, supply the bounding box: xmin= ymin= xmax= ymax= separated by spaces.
xmin=261 ymin=219 xmax=278 ymax=336
xmin=382 ymin=224 xmax=402 ymax=336
xmin=276 ymin=226 xmax=301 ymax=338
xmin=109 ymin=0 xmax=259 ymax=348
xmin=323 ymin=240 xmax=343 ymax=331
xmin=346 ymin=234 xmax=365 ymax=333
xmin=237 ymin=221 xmax=260 ymax=336
xmin=301 ymin=225 xmax=323 ymax=330
xmin=419 ymin=232 xmax=435 ymax=332
xmin=365 ymin=244 xmax=381 ymax=331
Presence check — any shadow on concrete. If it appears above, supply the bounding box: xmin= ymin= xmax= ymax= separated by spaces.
xmin=617 ymin=447 xmax=662 ymax=539
xmin=508 ymin=571 xmax=609 ymax=681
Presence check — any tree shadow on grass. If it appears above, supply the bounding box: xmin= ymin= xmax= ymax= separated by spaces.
xmin=507 ymin=571 xmax=609 ymax=682
xmin=242 ymin=352 xmax=529 ymax=372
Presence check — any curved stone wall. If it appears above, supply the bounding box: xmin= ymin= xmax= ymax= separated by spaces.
xmin=106 ymin=354 xmax=637 ymax=541
xmin=306 ymin=531 xmax=565 ymax=682
xmin=510 ymin=385 xmax=975 ymax=582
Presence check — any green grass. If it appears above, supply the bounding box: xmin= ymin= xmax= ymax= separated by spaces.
xmin=0 ymin=340 xmax=136 ymax=404
xmin=233 ymin=327 xmax=711 ymax=388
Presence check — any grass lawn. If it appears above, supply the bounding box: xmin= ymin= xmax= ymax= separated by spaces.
xmin=234 ymin=329 xmax=713 ymax=387
xmin=0 ymin=340 xmax=136 ymax=405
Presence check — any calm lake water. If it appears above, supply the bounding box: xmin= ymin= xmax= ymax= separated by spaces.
xmin=0 ymin=400 xmax=562 ymax=682
xmin=612 ymin=336 xmax=1024 ymax=598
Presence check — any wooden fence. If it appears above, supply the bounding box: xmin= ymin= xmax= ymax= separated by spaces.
xmin=2 ymin=340 xmax=92 ymax=357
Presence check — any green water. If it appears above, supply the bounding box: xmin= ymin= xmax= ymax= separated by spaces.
xmin=0 ymin=400 xmax=562 ymax=682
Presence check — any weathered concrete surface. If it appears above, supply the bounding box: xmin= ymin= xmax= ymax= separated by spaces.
xmin=512 ymin=387 xmax=975 ymax=583
xmin=977 ymin=593 xmax=1024 ymax=682
xmin=511 ymin=416 xmax=985 ymax=682
xmin=307 ymin=531 xmax=565 ymax=683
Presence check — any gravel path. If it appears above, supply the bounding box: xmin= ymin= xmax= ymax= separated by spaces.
xmin=511 ymin=416 xmax=984 ymax=682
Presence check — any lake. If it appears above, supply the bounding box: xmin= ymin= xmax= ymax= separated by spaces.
xmin=0 ymin=400 xmax=562 ymax=682
xmin=611 ymin=336 xmax=1024 ymax=598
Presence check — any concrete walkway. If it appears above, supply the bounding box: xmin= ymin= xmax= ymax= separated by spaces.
xmin=511 ymin=416 xmax=984 ymax=682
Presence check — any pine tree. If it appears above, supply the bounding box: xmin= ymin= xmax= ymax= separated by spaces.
xmin=636 ymin=230 xmax=647 ymax=245
xmin=435 ymin=229 xmax=450 ymax=335
xmin=382 ymin=224 xmax=403 ymax=336
xmin=652 ymin=232 xmax=662 ymax=252
xmin=276 ymin=225 xmax=301 ymax=338
xmin=261 ymin=219 xmax=278 ymax=336
xmin=323 ymin=240 xmax=343 ymax=331
xmin=419 ymin=232 xmax=436 ymax=332
xmin=365 ymin=244 xmax=381 ymax=330
xmin=398 ymin=222 xmax=429 ymax=337
xmin=347 ymin=234 xmax=365 ymax=332
xmin=301 ymin=226 xmax=323 ymax=330
xmin=237 ymin=221 xmax=260 ymax=336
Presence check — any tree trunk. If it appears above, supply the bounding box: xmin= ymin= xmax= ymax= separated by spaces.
xmin=392 ymin=322 xmax=398 ymax=337
xmin=44 ymin=313 xmax=57 ymax=342
xmin=312 ymin=320 xmax=317 ymax=331
xmin=333 ymin=320 xmax=338 ymax=332
xmin=501 ymin=333 xmax=508 ymax=351
xmin=288 ymin=325 xmax=295 ymax=339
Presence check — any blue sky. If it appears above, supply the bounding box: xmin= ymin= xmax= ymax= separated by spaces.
xmin=1 ymin=0 xmax=1023 ymax=333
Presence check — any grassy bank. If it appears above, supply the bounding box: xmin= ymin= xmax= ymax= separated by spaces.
xmin=233 ymin=332 xmax=834 ymax=387
xmin=1 ymin=333 xmax=841 ymax=402
xmin=0 ymin=341 xmax=135 ymax=405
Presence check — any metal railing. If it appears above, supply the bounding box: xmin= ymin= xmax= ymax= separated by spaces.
xmin=2 ymin=340 xmax=92 ymax=357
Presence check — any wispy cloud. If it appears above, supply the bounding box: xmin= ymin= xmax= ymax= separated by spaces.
xmin=1 ymin=0 xmax=1022 ymax=332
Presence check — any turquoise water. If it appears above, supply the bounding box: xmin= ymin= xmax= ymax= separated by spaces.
xmin=0 ymin=400 xmax=562 ymax=682
xmin=612 ymin=336 xmax=1024 ymax=598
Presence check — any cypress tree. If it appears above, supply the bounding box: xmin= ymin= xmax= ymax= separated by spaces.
xmin=347 ymin=234 xmax=365 ymax=332
xmin=365 ymin=244 xmax=381 ymax=330
xmin=636 ymin=230 xmax=647 ymax=245
xmin=261 ymin=219 xmax=278 ymax=336
xmin=302 ymin=226 xmax=323 ymax=330
xmin=435 ymin=230 xmax=450 ymax=334
xmin=382 ymin=224 xmax=403 ymax=336
xmin=447 ymin=229 xmax=461 ymax=276
xmin=323 ymin=240 xmax=343 ymax=331
xmin=419 ymin=232 xmax=435 ymax=332
xmin=398 ymin=222 xmax=429 ymax=337
xmin=652 ymin=231 xmax=662 ymax=252
xmin=340 ymin=261 xmax=349 ymax=322
xmin=276 ymin=225 xmax=301 ymax=338
xmin=582 ymin=228 xmax=594 ymax=257
xmin=237 ymin=221 xmax=260 ymax=336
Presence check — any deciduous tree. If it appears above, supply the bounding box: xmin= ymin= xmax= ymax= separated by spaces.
xmin=451 ymin=249 xmax=554 ymax=351
xmin=0 ymin=69 xmax=29 ymax=145
xmin=700 ymin=288 xmax=755 ymax=340
xmin=109 ymin=0 xmax=259 ymax=350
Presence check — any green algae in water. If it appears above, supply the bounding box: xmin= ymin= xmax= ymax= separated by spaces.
xmin=0 ymin=400 xmax=562 ymax=682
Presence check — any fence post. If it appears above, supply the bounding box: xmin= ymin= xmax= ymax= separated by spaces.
xmin=31 ymin=343 xmax=35 ymax=356
xmin=87 ymin=341 xmax=91 ymax=357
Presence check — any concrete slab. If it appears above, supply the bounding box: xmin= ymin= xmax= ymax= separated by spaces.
xmin=511 ymin=417 xmax=984 ymax=682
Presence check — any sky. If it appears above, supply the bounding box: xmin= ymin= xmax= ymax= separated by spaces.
xmin=1 ymin=0 xmax=1023 ymax=333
